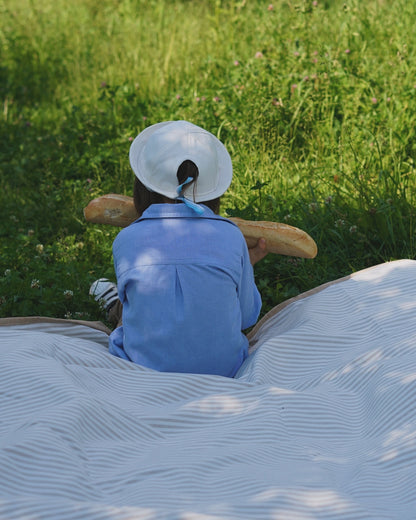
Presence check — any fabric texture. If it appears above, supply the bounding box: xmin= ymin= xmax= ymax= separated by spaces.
xmin=109 ymin=203 xmax=262 ymax=377
xmin=1 ymin=260 xmax=416 ymax=519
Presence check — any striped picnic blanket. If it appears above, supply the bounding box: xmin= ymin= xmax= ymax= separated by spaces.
xmin=1 ymin=260 xmax=416 ymax=519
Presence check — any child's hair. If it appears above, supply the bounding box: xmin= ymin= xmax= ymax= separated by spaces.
xmin=133 ymin=159 xmax=221 ymax=216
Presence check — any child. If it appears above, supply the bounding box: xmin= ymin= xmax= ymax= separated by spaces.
xmin=90 ymin=121 xmax=267 ymax=377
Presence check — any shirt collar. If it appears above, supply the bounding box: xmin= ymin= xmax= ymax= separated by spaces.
xmin=138 ymin=203 xmax=216 ymax=221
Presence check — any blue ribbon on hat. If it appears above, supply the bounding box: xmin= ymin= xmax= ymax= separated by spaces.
xmin=176 ymin=177 xmax=205 ymax=215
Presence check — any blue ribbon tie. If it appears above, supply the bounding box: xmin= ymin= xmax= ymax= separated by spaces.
xmin=176 ymin=177 xmax=205 ymax=215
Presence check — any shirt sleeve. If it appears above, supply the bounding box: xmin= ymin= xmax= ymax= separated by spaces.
xmin=238 ymin=243 xmax=262 ymax=330
xmin=112 ymin=233 xmax=127 ymax=305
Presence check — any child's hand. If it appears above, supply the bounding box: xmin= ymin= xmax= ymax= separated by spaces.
xmin=248 ymin=238 xmax=268 ymax=265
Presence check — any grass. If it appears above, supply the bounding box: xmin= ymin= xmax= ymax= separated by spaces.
xmin=1 ymin=0 xmax=416 ymax=322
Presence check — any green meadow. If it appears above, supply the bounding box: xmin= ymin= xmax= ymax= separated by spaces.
xmin=1 ymin=0 xmax=415 ymax=322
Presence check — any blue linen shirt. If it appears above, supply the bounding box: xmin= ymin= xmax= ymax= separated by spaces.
xmin=109 ymin=203 xmax=262 ymax=377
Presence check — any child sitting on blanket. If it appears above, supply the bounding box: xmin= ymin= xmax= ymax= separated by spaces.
xmin=90 ymin=121 xmax=267 ymax=377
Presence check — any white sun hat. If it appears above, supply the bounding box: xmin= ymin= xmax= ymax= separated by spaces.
xmin=129 ymin=121 xmax=233 ymax=202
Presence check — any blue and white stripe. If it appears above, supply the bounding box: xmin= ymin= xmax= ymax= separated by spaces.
xmin=1 ymin=260 xmax=416 ymax=519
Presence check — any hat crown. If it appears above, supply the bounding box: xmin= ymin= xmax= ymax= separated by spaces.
xmin=142 ymin=123 xmax=218 ymax=195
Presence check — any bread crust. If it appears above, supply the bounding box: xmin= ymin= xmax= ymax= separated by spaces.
xmin=84 ymin=194 xmax=317 ymax=258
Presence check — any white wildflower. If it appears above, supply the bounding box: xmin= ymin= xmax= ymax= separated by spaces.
xmin=63 ymin=290 xmax=74 ymax=299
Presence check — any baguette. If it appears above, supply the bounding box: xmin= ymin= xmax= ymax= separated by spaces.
xmin=230 ymin=217 xmax=317 ymax=258
xmin=84 ymin=194 xmax=317 ymax=259
xmin=84 ymin=193 xmax=139 ymax=228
